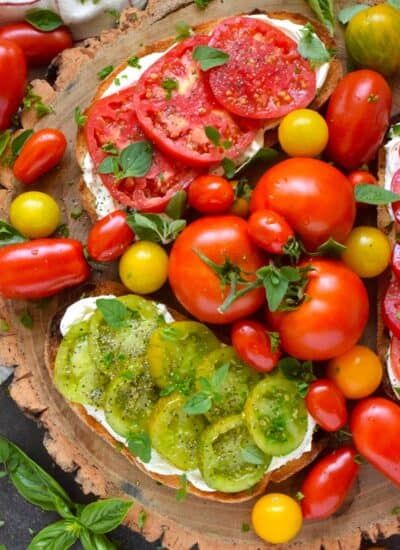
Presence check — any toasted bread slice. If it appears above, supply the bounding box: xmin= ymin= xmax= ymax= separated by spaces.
xmin=76 ymin=10 xmax=342 ymax=222
xmin=45 ymin=280 xmax=325 ymax=502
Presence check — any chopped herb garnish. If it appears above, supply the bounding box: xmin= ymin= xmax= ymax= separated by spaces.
xmin=175 ymin=21 xmax=193 ymax=41
xmin=23 ymin=86 xmax=53 ymax=118
xmin=138 ymin=509 xmax=147 ymax=530
xmin=74 ymin=107 xmax=87 ymax=128
xmin=98 ymin=65 xmax=114 ymax=80
xmin=241 ymin=523 xmax=250 ymax=533
xmin=162 ymin=78 xmax=179 ymax=99
xmin=19 ymin=311 xmax=33 ymax=329
xmin=127 ymin=56 xmax=141 ymax=68
xmin=194 ymin=0 xmax=212 ymax=8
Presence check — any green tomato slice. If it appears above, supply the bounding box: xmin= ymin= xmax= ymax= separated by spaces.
xmin=104 ymin=368 xmax=158 ymax=438
xmin=198 ymin=414 xmax=270 ymax=493
xmin=54 ymin=321 xmax=109 ymax=407
xmin=196 ymin=346 xmax=261 ymax=422
xmin=244 ymin=372 xmax=308 ymax=456
xmin=149 ymin=392 xmax=206 ymax=470
xmin=89 ymin=295 xmax=163 ymax=376
xmin=147 ymin=321 xmax=220 ymax=391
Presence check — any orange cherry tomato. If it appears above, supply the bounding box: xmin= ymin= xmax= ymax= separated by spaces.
xmin=0 ymin=39 xmax=26 ymax=131
xmin=87 ymin=210 xmax=135 ymax=262
xmin=188 ymin=174 xmax=235 ymax=214
xmin=306 ymin=379 xmax=347 ymax=432
xmin=231 ymin=319 xmax=281 ymax=373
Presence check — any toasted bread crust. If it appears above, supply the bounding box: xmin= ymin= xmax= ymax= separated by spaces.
xmin=45 ymin=280 xmax=324 ymax=502
xmin=76 ymin=10 xmax=342 ymax=222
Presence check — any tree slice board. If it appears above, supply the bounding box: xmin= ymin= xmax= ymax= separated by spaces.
xmin=1 ymin=1 xmax=400 ymax=548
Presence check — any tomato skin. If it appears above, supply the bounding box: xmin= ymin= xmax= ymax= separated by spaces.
xmin=13 ymin=129 xmax=67 ymax=185
xmin=267 ymin=259 xmax=369 ymax=361
xmin=248 ymin=209 xmax=294 ymax=255
xmin=87 ymin=210 xmax=135 ymax=262
xmin=382 ymin=277 xmax=400 ymax=339
xmin=342 ymin=226 xmax=391 ymax=278
xmin=250 ymin=158 xmax=355 ymax=250
xmin=169 ymin=216 xmax=266 ymax=324
xmin=351 ymin=397 xmax=400 ymax=487
xmin=0 ymin=39 xmax=26 ymax=131
xmin=188 ymin=175 xmax=234 ymax=214
xmin=10 ymin=191 xmax=60 ymax=239
xmin=0 ymin=239 xmax=90 ymax=300
xmin=301 ymin=447 xmax=359 ymax=520
xmin=278 ymin=109 xmax=329 ymax=158
xmin=231 ymin=320 xmax=280 ymax=373
xmin=326 ymin=70 xmax=392 ymax=170
xmin=0 ymin=23 xmax=72 ymax=66
xmin=119 ymin=241 xmax=168 ymax=295
xmin=252 ymin=493 xmax=303 ymax=544
xmin=391 ymin=243 xmax=400 ymax=282
xmin=306 ymin=379 xmax=347 ymax=432
xmin=348 ymin=170 xmax=377 ymax=189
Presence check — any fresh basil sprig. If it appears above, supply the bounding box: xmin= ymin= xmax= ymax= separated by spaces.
xmin=193 ymin=46 xmax=229 ymax=71
xmin=0 ymin=221 xmax=27 ymax=247
xmin=127 ymin=212 xmax=186 ymax=245
xmin=25 ymin=9 xmax=63 ymax=31
xmin=98 ymin=141 xmax=153 ymax=180
xmin=96 ymin=298 xmax=129 ymax=328
xmin=306 ymin=0 xmax=335 ymax=35
xmin=355 ymin=183 xmax=400 ymax=205
xmin=337 ymin=4 xmax=369 ymax=25
xmin=298 ymin=23 xmax=332 ymax=66
xmin=183 ymin=363 xmax=230 ymax=415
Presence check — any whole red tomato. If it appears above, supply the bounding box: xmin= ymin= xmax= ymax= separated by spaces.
xmin=0 ymin=39 xmax=26 ymax=131
xmin=87 ymin=210 xmax=135 ymax=262
xmin=348 ymin=170 xmax=377 ymax=189
xmin=326 ymin=70 xmax=392 ymax=170
xmin=306 ymin=379 xmax=347 ymax=432
xmin=248 ymin=209 xmax=295 ymax=255
xmin=168 ymin=216 xmax=266 ymax=324
xmin=13 ymin=128 xmax=67 ymax=184
xmin=267 ymin=259 xmax=369 ymax=360
xmin=301 ymin=447 xmax=359 ymax=520
xmin=188 ymin=175 xmax=235 ymax=214
xmin=0 ymin=23 xmax=73 ymax=66
xmin=231 ymin=319 xmax=281 ymax=372
xmin=250 ymin=158 xmax=355 ymax=250
xmin=0 ymin=239 xmax=90 ymax=299
xmin=351 ymin=397 xmax=400 ymax=487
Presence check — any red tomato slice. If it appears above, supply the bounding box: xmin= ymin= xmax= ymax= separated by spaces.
xmin=133 ymin=35 xmax=257 ymax=167
xmin=390 ymin=335 xmax=400 ymax=383
xmin=391 ymin=169 xmax=400 ymax=224
xmin=208 ymin=17 xmax=316 ymax=120
xmin=382 ymin=276 xmax=400 ymax=340
xmin=85 ymin=87 xmax=200 ymax=212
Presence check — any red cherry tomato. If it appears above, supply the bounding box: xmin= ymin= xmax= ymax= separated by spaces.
xmin=248 ymin=209 xmax=295 ymax=255
xmin=382 ymin=276 xmax=400 ymax=339
xmin=0 ymin=239 xmax=90 ymax=300
xmin=301 ymin=447 xmax=359 ymax=520
xmin=0 ymin=23 xmax=73 ymax=66
xmin=267 ymin=259 xmax=369 ymax=361
xmin=13 ymin=129 xmax=67 ymax=185
xmin=351 ymin=397 xmax=400 ymax=487
xmin=188 ymin=175 xmax=235 ymax=214
xmin=326 ymin=70 xmax=392 ymax=170
xmin=231 ymin=319 xmax=281 ymax=373
xmin=250 ymin=158 xmax=355 ymax=250
xmin=87 ymin=210 xmax=135 ymax=262
xmin=305 ymin=379 xmax=347 ymax=432
xmin=0 ymin=38 xmax=26 ymax=131
xmin=347 ymin=170 xmax=377 ymax=189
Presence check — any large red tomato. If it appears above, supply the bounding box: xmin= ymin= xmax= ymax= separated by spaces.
xmin=250 ymin=158 xmax=355 ymax=250
xmin=0 ymin=38 xmax=26 ymax=131
xmin=267 ymin=259 xmax=369 ymax=361
xmin=168 ymin=216 xmax=266 ymax=324
xmin=326 ymin=70 xmax=392 ymax=170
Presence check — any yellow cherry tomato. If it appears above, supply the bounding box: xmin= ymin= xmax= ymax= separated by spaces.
xmin=342 ymin=226 xmax=391 ymax=278
xmin=119 ymin=241 xmax=168 ymax=294
xmin=230 ymin=197 xmax=249 ymax=218
xmin=252 ymin=493 xmax=303 ymax=544
xmin=327 ymin=345 xmax=383 ymax=399
xmin=9 ymin=191 xmax=60 ymax=238
xmin=278 ymin=109 xmax=329 ymax=157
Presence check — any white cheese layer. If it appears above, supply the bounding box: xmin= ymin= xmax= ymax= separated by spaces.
xmin=83 ymin=15 xmax=330 ymax=217
xmin=384 ymin=134 xmax=400 ymax=221
xmin=60 ymin=295 xmax=117 ymax=336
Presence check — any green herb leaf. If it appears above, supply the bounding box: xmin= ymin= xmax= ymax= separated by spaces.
xmin=19 ymin=311 xmax=33 ymax=329
xmin=355 ymin=183 xmax=400 ymax=205
xmin=97 ymin=65 xmax=114 ymax=81
xmin=210 ymin=363 xmax=230 ymax=393
xmin=389 ymin=123 xmax=400 ymax=139
xmin=241 ymin=444 xmax=266 ymax=465
xmin=79 ymin=499 xmax=133 ymax=534
xmin=165 ymin=190 xmax=187 ymax=220
xmin=296 ymin=491 xmax=305 ymax=501
xmin=268 ymin=331 xmax=280 ymax=354
xmin=162 ymin=78 xmax=179 ymax=100
xmin=74 ymin=107 xmax=87 ymax=128
xmin=25 ymin=9 xmax=63 ymax=31
xmin=0 ymin=544 xmax=5 ymax=550
xmin=96 ymin=298 xmax=128 ymax=328
xmin=194 ymin=0 xmax=212 ymax=8
xmin=11 ymin=129 xmax=34 ymax=158
xmin=193 ymin=46 xmax=229 ymax=71
xmin=306 ymin=0 xmax=335 ymax=35
xmin=279 ymin=357 xmax=315 ymax=385
xmin=256 ymin=264 xmax=310 ymax=312
xmin=175 ymin=474 xmax=188 ymax=502
xmin=0 ymin=221 xmax=27 ymax=247
xmin=23 ymin=86 xmax=53 ymax=118
xmin=175 ymin=21 xmax=193 ymax=41
xmin=27 ymin=519 xmax=80 ymax=550
xmin=241 ymin=523 xmax=250 ymax=533
xmin=54 ymin=224 xmax=69 ymax=238
xmin=70 ymin=208 xmax=83 ymax=220
xmin=315 ymin=237 xmax=346 ymax=257
xmin=137 ymin=509 xmax=147 ymax=530
xmin=388 ymin=0 xmax=400 ymax=7
xmin=298 ymin=23 xmax=332 ymax=66
xmin=126 ymin=212 xmax=186 ymax=244
xmin=127 ymin=433 xmax=151 ymax=463
xmin=337 ymin=4 xmax=369 ymax=24
xmin=105 ymin=8 xmax=120 ymax=25
xmin=0 ymin=131 xmax=11 ymax=159
xmin=99 ymin=141 xmax=153 ymax=179
xmin=221 ymin=157 xmax=236 ymax=179
xmin=205 ymin=125 xmax=221 ymax=146
xmin=127 ymin=56 xmax=141 ymax=68
xmin=183 ymin=392 xmax=212 ymax=415
xmin=80 ymin=529 xmax=117 ymax=550
xmin=101 ymin=143 xmax=118 ymax=155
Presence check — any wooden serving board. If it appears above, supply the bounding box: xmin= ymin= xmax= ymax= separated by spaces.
xmin=1 ymin=1 xmax=400 ymax=548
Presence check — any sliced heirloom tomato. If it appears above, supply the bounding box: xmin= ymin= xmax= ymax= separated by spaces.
xmin=133 ymin=35 xmax=257 ymax=167
xmin=207 ymin=17 xmax=316 ymax=120
xmin=382 ymin=276 xmax=400 ymax=340
xmin=85 ymin=87 xmax=200 ymax=212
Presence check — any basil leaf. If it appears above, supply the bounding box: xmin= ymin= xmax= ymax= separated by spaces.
xmin=119 ymin=141 xmax=153 ymax=178
xmin=183 ymin=392 xmax=212 ymax=415
xmin=337 ymin=4 xmax=369 ymax=24
xmin=165 ymin=190 xmax=187 ymax=219
xmin=279 ymin=357 xmax=315 ymax=383
xmin=241 ymin=444 xmax=266 ymax=466
xmin=23 ymin=86 xmax=53 ymax=118
xmin=127 ymin=56 xmax=141 ymax=68
xmin=27 ymin=519 xmax=79 ymax=550
xmin=126 ymin=212 xmax=186 ymax=244
xmin=175 ymin=473 xmax=188 ymax=502
xmin=221 ymin=157 xmax=236 ymax=179
xmin=0 ymin=130 xmax=11 ymax=159
xmin=96 ymin=298 xmax=128 ymax=328
xmin=25 ymin=9 xmax=63 ymax=31
xmin=175 ymin=21 xmax=192 ymax=41
xmin=298 ymin=23 xmax=332 ymax=66
xmin=80 ymin=530 xmax=116 ymax=550
xmin=193 ymin=46 xmax=229 ymax=71
xmin=198 ymin=377 xmax=213 ymax=394
xmin=205 ymin=125 xmax=221 ymax=146
xmin=355 ymin=183 xmax=400 ymax=205
xmin=127 ymin=433 xmax=151 ymax=463
xmin=252 ymin=147 xmax=279 ymax=163
xmin=97 ymin=66 xmax=114 ymax=81
xmin=0 ymin=221 xmax=27 ymax=247
xmin=74 ymin=107 xmax=87 ymax=128
xmin=210 ymin=363 xmax=230 ymax=393
xmin=11 ymin=129 xmax=34 ymax=157
xmin=79 ymin=498 xmax=132 ymax=534
xmin=98 ymin=156 xmax=117 ymax=175
xmin=306 ymin=0 xmax=335 ymax=35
